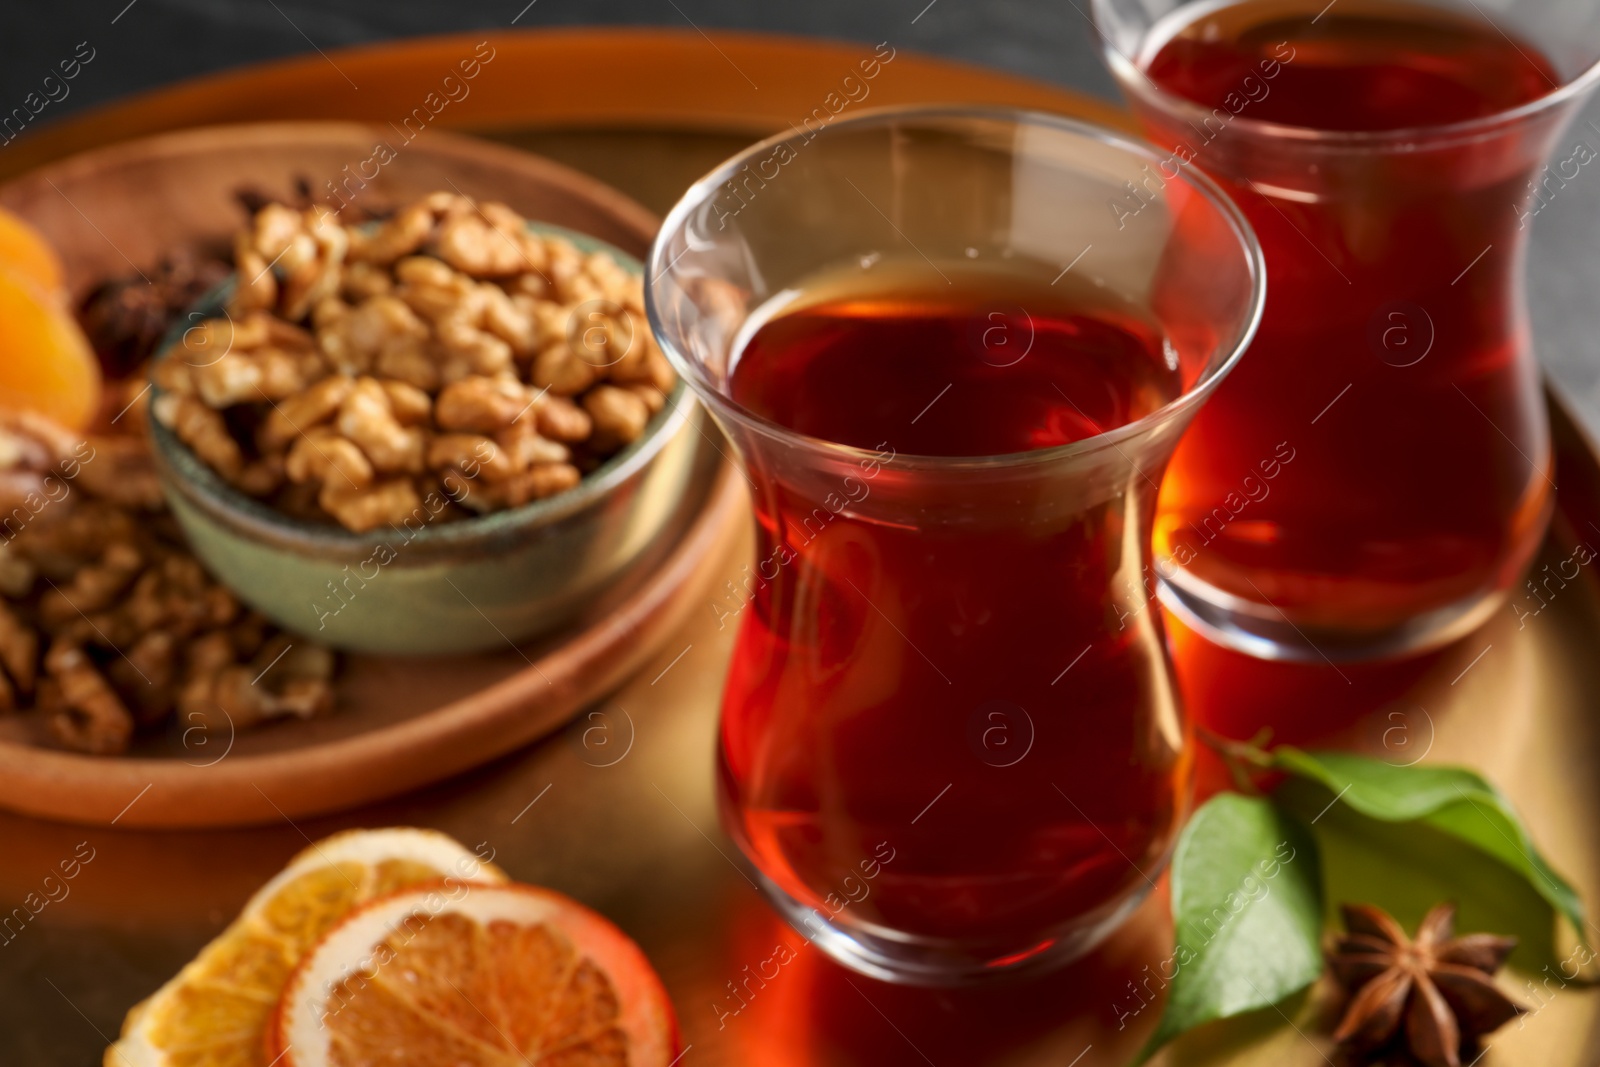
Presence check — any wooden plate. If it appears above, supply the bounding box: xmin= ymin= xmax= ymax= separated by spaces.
xmin=0 ymin=121 xmax=668 ymax=304
xmin=0 ymin=122 xmax=744 ymax=827
xmin=2 ymin=28 xmax=1597 ymax=1067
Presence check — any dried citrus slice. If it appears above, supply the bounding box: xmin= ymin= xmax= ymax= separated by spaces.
xmin=106 ymin=828 xmax=506 ymax=1067
xmin=0 ymin=206 xmax=66 ymax=295
xmin=268 ymin=883 xmax=679 ymax=1067
xmin=0 ymin=267 xmax=101 ymax=430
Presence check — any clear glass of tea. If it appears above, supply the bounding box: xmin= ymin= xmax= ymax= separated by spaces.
xmin=1093 ymin=0 xmax=1600 ymax=660
xmin=648 ymin=107 xmax=1265 ymax=984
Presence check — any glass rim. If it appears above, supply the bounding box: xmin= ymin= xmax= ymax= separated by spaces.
xmin=645 ymin=103 xmax=1267 ymax=473
xmin=1093 ymin=0 xmax=1600 ymax=151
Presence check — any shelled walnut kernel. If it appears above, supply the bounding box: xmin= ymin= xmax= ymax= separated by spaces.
xmin=0 ymin=411 xmax=335 ymax=755
xmin=153 ymin=193 xmax=676 ymax=533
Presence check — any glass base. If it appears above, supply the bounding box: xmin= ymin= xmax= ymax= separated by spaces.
xmin=753 ymin=867 xmax=1153 ymax=987
xmin=1158 ymin=567 xmax=1511 ymax=664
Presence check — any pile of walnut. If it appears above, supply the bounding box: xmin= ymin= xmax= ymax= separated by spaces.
xmin=0 ymin=411 xmax=334 ymax=755
xmin=152 ymin=192 xmax=675 ymax=533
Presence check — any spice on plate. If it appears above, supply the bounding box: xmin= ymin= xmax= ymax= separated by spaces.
xmin=78 ymin=178 xmax=389 ymax=381
xmin=79 ymin=246 xmax=232 ymax=379
xmin=1327 ymin=901 xmax=1525 ymax=1067
xmin=152 ymin=192 xmax=675 ymax=533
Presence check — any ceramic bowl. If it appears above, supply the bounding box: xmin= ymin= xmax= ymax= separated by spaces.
xmin=147 ymin=226 xmax=699 ymax=655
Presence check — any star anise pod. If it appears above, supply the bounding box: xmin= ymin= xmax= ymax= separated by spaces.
xmin=1327 ymin=902 xmax=1525 ymax=1067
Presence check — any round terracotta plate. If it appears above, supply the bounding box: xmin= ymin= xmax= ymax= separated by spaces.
xmin=0 ymin=123 xmax=743 ymax=827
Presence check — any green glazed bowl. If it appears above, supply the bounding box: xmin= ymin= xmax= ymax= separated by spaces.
xmin=147 ymin=225 xmax=699 ymax=655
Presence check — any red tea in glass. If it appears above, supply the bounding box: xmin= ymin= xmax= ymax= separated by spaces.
xmin=649 ymin=109 xmax=1264 ymax=982
xmin=1095 ymin=0 xmax=1600 ymax=659
xmin=720 ymin=263 xmax=1187 ymax=951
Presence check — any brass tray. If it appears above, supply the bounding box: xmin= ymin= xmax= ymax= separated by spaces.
xmin=2 ymin=28 xmax=1596 ymax=1067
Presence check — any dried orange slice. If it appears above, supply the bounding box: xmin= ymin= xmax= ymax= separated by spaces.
xmin=105 ymin=828 xmax=506 ymax=1067
xmin=0 ymin=267 xmax=101 ymax=430
xmin=268 ymin=883 xmax=679 ymax=1067
xmin=0 ymin=206 xmax=66 ymax=296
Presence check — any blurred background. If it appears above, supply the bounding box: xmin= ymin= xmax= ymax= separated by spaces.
xmin=0 ymin=0 xmax=1116 ymax=117
xmin=5 ymin=0 xmax=1600 ymax=425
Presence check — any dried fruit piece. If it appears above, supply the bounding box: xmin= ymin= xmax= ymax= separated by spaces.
xmin=104 ymin=829 xmax=507 ymax=1067
xmin=0 ymin=269 xmax=102 ymax=430
xmin=0 ymin=206 xmax=66 ymax=296
xmin=268 ymin=882 xmax=678 ymax=1067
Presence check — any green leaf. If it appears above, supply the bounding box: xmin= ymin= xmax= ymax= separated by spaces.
xmin=1133 ymin=793 xmax=1323 ymax=1065
xmin=1288 ymin=781 xmax=1560 ymax=971
xmin=1268 ymin=746 xmax=1587 ymax=943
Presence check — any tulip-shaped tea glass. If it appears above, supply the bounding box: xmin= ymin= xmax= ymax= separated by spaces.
xmin=1094 ymin=0 xmax=1600 ymax=660
xmin=648 ymin=107 xmax=1264 ymax=984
